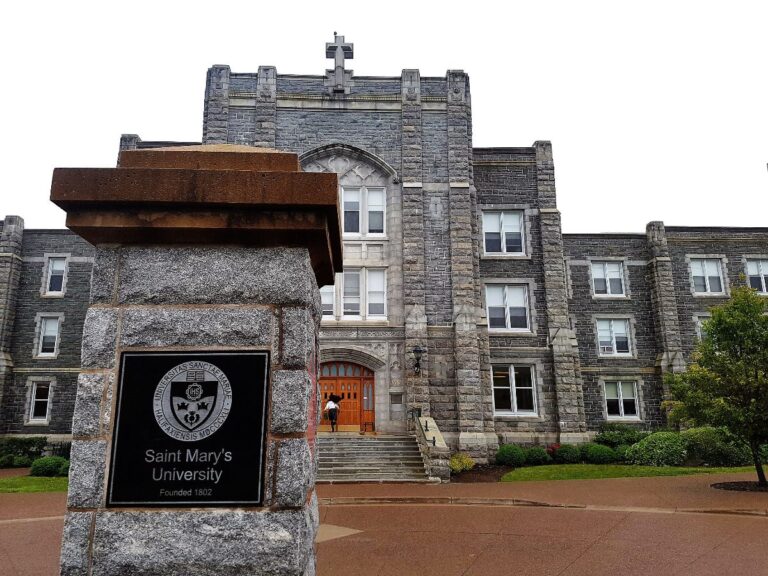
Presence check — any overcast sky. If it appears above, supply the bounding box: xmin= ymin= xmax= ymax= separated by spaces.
xmin=1 ymin=1 xmax=766 ymax=233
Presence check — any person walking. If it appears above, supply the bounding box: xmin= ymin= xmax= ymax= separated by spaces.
xmin=324 ymin=398 xmax=340 ymax=432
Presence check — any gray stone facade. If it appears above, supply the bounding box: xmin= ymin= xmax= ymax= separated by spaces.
xmin=3 ymin=40 xmax=768 ymax=461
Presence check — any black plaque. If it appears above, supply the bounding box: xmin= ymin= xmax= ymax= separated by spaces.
xmin=107 ymin=351 xmax=269 ymax=507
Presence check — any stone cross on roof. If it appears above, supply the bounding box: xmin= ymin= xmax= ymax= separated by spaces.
xmin=325 ymin=33 xmax=354 ymax=95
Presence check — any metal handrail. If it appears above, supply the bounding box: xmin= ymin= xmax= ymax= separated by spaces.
xmin=412 ymin=409 xmax=436 ymax=447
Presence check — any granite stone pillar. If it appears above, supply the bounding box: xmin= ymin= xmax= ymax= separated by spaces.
xmin=52 ymin=145 xmax=341 ymax=576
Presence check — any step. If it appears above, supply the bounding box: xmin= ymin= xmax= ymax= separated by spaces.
xmin=316 ymin=434 xmax=427 ymax=482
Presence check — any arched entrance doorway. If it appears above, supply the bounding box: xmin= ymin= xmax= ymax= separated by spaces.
xmin=319 ymin=361 xmax=375 ymax=432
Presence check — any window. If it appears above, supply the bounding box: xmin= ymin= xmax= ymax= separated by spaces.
xmin=343 ymin=270 xmax=361 ymax=316
xmin=342 ymin=187 xmax=386 ymax=236
xmin=690 ymin=258 xmax=724 ymax=294
xmin=591 ymin=261 xmax=624 ymax=296
xmin=486 ymin=285 xmax=529 ymax=330
xmin=695 ymin=315 xmax=711 ymax=340
xmin=29 ymin=382 xmax=51 ymax=422
xmin=320 ymin=286 xmax=335 ymax=316
xmin=37 ymin=317 xmax=60 ymax=357
xmin=339 ymin=268 xmax=387 ymax=320
xmin=597 ymin=318 xmax=632 ymax=356
xmin=366 ymin=269 xmax=386 ymax=317
xmin=492 ymin=365 xmax=536 ymax=414
xmin=45 ymin=257 xmax=66 ymax=295
xmin=747 ymin=260 xmax=768 ymax=294
xmin=482 ymin=211 xmax=524 ymax=254
xmin=604 ymin=381 xmax=638 ymax=418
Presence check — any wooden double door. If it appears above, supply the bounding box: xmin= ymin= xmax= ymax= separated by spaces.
xmin=319 ymin=362 xmax=375 ymax=432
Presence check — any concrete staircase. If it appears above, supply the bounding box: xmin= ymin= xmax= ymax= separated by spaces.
xmin=317 ymin=434 xmax=431 ymax=483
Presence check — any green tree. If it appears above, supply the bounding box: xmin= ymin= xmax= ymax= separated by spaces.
xmin=666 ymin=286 xmax=768 ymax=486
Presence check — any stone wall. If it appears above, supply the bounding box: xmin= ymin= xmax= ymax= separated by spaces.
xmin=61 ymin=245 xmax=320 ymax=576
xmin=0 ymin=228 xmax=93 ymax=435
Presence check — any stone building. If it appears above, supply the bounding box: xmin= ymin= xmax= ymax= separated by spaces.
xmin=2 ymin=36 xmax=768 ymax=461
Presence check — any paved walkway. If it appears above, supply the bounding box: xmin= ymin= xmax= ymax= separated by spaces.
xmin=1 ymin=472 xmax=767 ymax=575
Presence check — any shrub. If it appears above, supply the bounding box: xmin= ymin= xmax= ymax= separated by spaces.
xmin=58 ymin=460 xmax=70 ymax=477
xmin=30 ymin=456 xmax=69 ymax=477
xmin=546 ymin=443 xmax=561 ymax=458
xmin=0 ymin=454 xmax=14 ymax=468
xmin=681 ymin=427 xmax=751 ymax=467
xmin=594 ymin=423 xmax=649 ymax=449
xmin=626 ymin=432 xmax=687 ymax=466
xmin=449 ymin=452 xmax=476 ymax=474
xmin=0 ymin=437 xmax=48 ymax=458
xmin=553 ymin=443 xmax=581 ymax=464
xmin=524 ymin=447 xmax=552 ymax=466
xmin=614 ymin=444 xmax=632 ymax=462
xmin=495 ymin=444 xmax=526 ymax=467
xmin=582 ymin=443 xmax=617 ymax=464
xmin=11 ymin=455 xmax=32 ymax=468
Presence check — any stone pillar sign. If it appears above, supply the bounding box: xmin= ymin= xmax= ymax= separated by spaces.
xmin=51 ymin=145 xmax=341 ymax=576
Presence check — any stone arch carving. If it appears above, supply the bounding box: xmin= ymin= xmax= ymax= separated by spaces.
xmin=300 ymin=143 xmax=399 ymax=184
xmin=319 ymin=346 xmax=387 ymax=370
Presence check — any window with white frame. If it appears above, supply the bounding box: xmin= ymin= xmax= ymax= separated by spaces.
xmin=604 ymin=381 xmax=638 ymax=418
xmin=320 ymin=285 xmax=335 ymax=317
xmin=342 ymin=187 xmax=386 ymax=236
xmin=366 ymin=269 xmax=386 ymax=317
xmin=596 ymin=318 xmax=632 ymax=356
xmin=746 ymin=259 xmax=768 ymax=294
xmin=492 ymin=364 xmax=536 ymax=414
xmin=340 ymin=268 xmax=387 ymax=320
xmin=44 ymin=257 xmax=67 ymax=295
xmin=29 ymin=381 xmax=51 ymax=422
xmin=591 ymin=261 xmax=625 ymax=296
xmin=482 ymin=211 xmax=524 ymax=255
xmin=486 ymin=285 xmax=529 ymax=331
xmin=690 ymin=258 xmax=725 ymax=294
xmin=37 ymin=317 xmax=60 ymax=357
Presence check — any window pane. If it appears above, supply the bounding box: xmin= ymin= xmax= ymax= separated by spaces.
xmin=693 ymin=276 xmax=707 ymax=292
xmin=505 ymin=233 xmax=523 ymax=253
xmin=367 ymin=270 xmax=385 ymax=316
xmin=613 ymin=320 xmax=628 ymax=336
xmin=606 ymin=399 xmax=621 ymax=415
xmin=483 ymin=212 xmax=500 ymax=233
xmin=367 ymin=190 xmax=384 ymax=234
xmin=514 ymin=366 xmax=532 ymax=389
xmin=32 ymin=384 xmax=50 ymax=419
xmin=605 ymin=382 xmax=619 ymax=399
xmin=508 ymin=307 xmax=528 ymax=329
xmin=592 ymin=263 xmax=606 ymax=280
xmin=343 ymin=271 xmax=360 ymax=315
xmin=515 ymin=388 xmax=534 ymax=411
xmin=708 ymin=275 xmax=722 ymax=293
xmin=622 ymin=399 xmax=637 ymax=416
xmin=593 ymin=278 xmax=608 ymax=294
xmin=620 ymin=382 xmax=636 ymax=399
xmin=747 ymin=261 xmax=759 ymax=275
xmin=502 ymin=212 xmax=523 ymax=253
xmin=615 ymin=335 xmax=630 ymax=354
xmin=320 ymin=286 xmax=334 ymax=316
xmin=749 ymin=276 xmax=763 ymax=290
xmin=485 ymin=233 xmax=502 ymax=253
xmin=506 ymin=286 xmax=526 ymax=307
xmin=609 ymin=277 xmax=623 ymax=295
xmin=597 ymin=320 xmax=613 ymax=352
xmin=606 ymin=262 xmax=622 ymax=277
xmin=486 ymin=286 xmax=504 ymax=307
xmin=48 ymin=258 xmax=65 ymax=292
xmin=493 ymin=388 xmax=512 ymax=411
xmin=343 ymin=189 xmax=360 ymax=233
xmin=488 ymin=307 xmax=506 ymax=328
xmin=492 ymin=366 xmax=510 ymax=388
xmin=40 ymin=318 xmax=58 ymax=353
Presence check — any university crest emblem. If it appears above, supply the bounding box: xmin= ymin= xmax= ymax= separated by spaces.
xmin=153 ymin=361 xmax=233 ymax=442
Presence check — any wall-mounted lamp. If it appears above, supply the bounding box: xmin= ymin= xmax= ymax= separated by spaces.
xmin=412 ymin=345 xmax=425 ymax=374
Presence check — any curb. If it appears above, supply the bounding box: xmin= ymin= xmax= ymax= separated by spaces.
xmin=318 ymin=496 xmax=768 ymax=518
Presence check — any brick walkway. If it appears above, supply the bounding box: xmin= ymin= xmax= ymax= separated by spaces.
xmin=2 ymin=471 xmax=767 ymax=575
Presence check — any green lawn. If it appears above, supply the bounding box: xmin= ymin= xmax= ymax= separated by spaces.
xmin=0 ymin=475 xmax=68 ymax=493
xmin=501 ymin=464 xmax=756 ymax=482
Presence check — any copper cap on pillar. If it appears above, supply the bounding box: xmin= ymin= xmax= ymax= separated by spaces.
xmin=50 ymin=145 xmax=342 ymax=285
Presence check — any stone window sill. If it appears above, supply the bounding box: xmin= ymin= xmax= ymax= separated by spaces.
xmin=592 ymin=295 xmax=630 ymax=300
xmin=494 ymin=414 xmax=541 ymax=421
xmin=481 ymin=254 xmax=531 ymax=261
xmin=41 ymin=293 xmax=66 ymax=299
xmin=24 ymin=420 xmax=50 ymax=427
